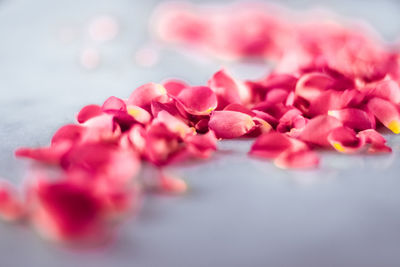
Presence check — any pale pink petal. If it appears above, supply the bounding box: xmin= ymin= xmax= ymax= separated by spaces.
xmin=153 ymin=110 xmax=194 ymax=138
xmin=127 ymin=83 xmax=168 ymax=111
xmin=208 ymin=69 xmax=250 ymax=109
xmin=126 ymin=105 xmax=152 ymax=125
xmin=82 ymin=114 xmax=121 ymax=142
xmin=208 ymin=110 xmax=255 ymax=139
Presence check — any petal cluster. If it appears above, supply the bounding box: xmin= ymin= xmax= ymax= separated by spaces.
xmin=4 ymin=2 xmax=400 ymax=243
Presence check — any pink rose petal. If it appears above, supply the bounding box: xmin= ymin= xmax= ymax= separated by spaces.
xmin=327 ymin=126 xmax=364 ymax=153
xmin=127 ymin=82 xmax=168 ymax=112
xmin=208 ymin=110 xmax=255 ymax=139
xmin=367 ymin=97 xmax=400 ymax=134
xmin=176 ymin=86 xmax=217 ymax=115
xmin=299 ymin=115 xmax=343 ymax=147
xmin=76 ymin=104 xmax=103 ymax=123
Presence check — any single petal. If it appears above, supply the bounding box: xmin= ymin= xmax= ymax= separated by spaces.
xmin=295 ymin=72 xmax=335 ymax=102
xmin=127 ymin=124 xmax=147 ymax=153
xmin=185 ymin=131 xmax=217 ymax=158
xmin=82 ymin=114 xmax=121 ymax=142
xmin=259 ymin=73 xmax=297 ymax=91
xmin=252 ymin=100 xmax=288 ymax=119
xmin=208 ymin=110 xmax=255 ymax=139
xmin=224 ymin=103 xmax=255 ymax=117
xmin=163 ymin=79 xmax=189 ymax=97
xmin=51 ymin=124 xmax=85 ymax=146
xmin=367 ymin=97 xmax=400 ymax=134
xmin=151 ymin=100 xmax=184 ymax=119
xmin=327 ymin=126 xmax=364 ymax=153
xmin=299 ymin=115 xmax=342 ymax=147
xmin=101 ymin=96 xmax=127 ymax=112
xmin=176 ymin=86 xmax=217 ymax=115
xmin=32 ymin=180 xmax=103 ymax=241
xmin=308 ymin=89 xmax=358 ymax=116
xmin=208 ymin=69 xmax=250 ymax=109
xmin=0 ymin=180 xmax=25 ymax=221
xmin=249 ymin=132 xmax=292 ymax=159
xmin=252 ymin=110 xmax=279 ymax=128
xmin=366 ymin=79 xmax=400 ymax=104
xmin=357 ymin=129 xmax=392 ymax=154
xmin=76 ymin=104 xmax=103 ymax=123
xmin=327 ymin=108 xmax=373 ymax=131
xmin=15 ymin=142 xmax=71 ymax=165
xmin=153 ymin=110 xmax=194 ymax=138
xmin=126 ymin=105 xmax=152 ymax=125
xmin=127 ymin=82 xmax=168 ymax=111
xmin=251 ymin=117 xmax=273 ymax=136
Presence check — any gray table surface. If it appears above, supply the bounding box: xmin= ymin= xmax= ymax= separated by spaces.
xmin=1 ymin=0 xmax=400 ymax=266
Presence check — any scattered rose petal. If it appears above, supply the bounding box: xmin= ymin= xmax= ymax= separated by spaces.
xmin=209 ymin=110 xmax=255 ymax=139
xmin=176 ymin=86 xmax=217 ymax=115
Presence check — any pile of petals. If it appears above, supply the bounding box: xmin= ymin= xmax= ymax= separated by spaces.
xmin=2 ymin=2 xmax=400 ymax=243
xmin=152 ymin=2 xmax=400 ymax=83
